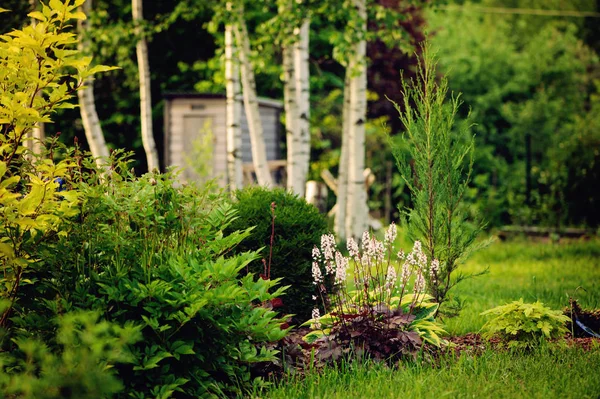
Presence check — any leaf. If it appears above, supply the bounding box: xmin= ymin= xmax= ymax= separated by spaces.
xmin=87 ymin=65 xmax=120 ymax=75
xmin=67 ymin=11 xmax=86 ymax=20
xmin=27 ymin=11 xmax=46 ymax=21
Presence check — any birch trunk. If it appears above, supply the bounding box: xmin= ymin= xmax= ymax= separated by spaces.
xmin=294 ymin=18 xmax=310 ymax=197
xmin=233 ymin=6 xmax=273 ymax=186
xmin=77 ymin=0 xmax=109 ymax=169
xmin=345 ymin=0 xmax=368 ymax=240
xmin=26 ymin=0 xmax=44 ymax=157
xmin=132 ymin=0 xmax=159 ymax=172
xmin=335 ymin=72 xmax=351 ymax=242
xmin=225 ymin=18 xmax=243 ymax=191
xmin=283 ymin=44 xmax=300 ymax=193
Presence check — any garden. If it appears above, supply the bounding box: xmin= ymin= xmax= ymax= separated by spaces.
xmin=1 ymin=1 xmax=599 ymax=398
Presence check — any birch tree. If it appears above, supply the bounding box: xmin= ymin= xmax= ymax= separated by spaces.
xmin=132 ymin=0 xmax=159 ymax=172
xmin=25 ymin=0 xmax=44 ymax=157
xmin=343 ymin=0 xmax=368 ymax=240
xmin=283 ymin=41 xmax=300 ymax=193
xmin=225 ymin=3 xmax=243 ymax=191
xmin=292 ymin=13 xmax=310 ymax=197
xmin=232 ymin=2 xmax=273 ymax=186
xmin=334 ymin=73 xmax=351 ymax=241
xmin=77 ymin=0 xmax=109 ymax=169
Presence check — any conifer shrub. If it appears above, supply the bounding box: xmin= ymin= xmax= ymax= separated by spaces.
xmin=389 ymin=44 xmax=489 ymax=315
xmin=226 ymin=186 xmax=330 ymax=322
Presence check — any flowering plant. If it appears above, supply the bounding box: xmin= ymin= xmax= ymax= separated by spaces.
xmin=302 ymin=224 xmax=446 ymax=362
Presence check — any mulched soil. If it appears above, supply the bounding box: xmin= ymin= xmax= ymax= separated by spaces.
xmin=445 ymin=333 xmax=600 ymax=356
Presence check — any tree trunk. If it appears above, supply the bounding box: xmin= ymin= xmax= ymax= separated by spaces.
xmin=283 ymin=43 xmax=300 ymax=193
xmin=26 ymin=0 xmax=44 ymax=157
xmin=345 ymin=0 xmax=368 ymax=240
xmin=294 ymin=18 xmax=310 ymax=197
xmin=335 ymin=72 xmax=351 ymax=242
xmin=225 ymin=15 xmax=243 ymax=191
xmin=233 ymin=6 xmax=273 ymax=186
xmin=78 ymin=0 xmax=109 ymax=169
xmin=132 ymin=0 xmax=159 ymax=172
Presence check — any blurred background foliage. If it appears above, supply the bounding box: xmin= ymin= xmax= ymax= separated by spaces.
xmin=1 ymin=0 xmax=598 ymax=229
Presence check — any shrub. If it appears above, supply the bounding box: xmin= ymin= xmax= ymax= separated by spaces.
xmin=226 ymin=186 xmax=330 ymax=322
xmin=0 ymin=309 xmax=140 ymax=399
xmin=389 ymin=44 xmax=488 ymax=314
xmin=303 ymin=224 xmax=446 ymax=364
xmin=18 ymin=163 xmax=290 ymax=398
xmin=481 ymin=299 xmax=571 ymax=349
xmin=0 ymin=0 xmax=114 ymax=329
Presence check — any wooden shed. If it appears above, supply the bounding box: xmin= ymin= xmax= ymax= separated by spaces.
xmin=163 ymin=93 xmax=284 ymax=186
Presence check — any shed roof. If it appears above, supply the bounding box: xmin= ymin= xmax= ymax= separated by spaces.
xmin=163 ymin=92 xmax=283 ymax=110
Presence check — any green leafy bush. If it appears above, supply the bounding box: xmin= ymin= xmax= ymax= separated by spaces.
xmin=0 ymin=309 xmax=140 ymax=399
xmin=481 ymin=299 xmax=571 ymax=349
xmin=9 ymin=156 xmax=290 ymax=398
xmin=0 ymin=0 xmax=114 ymax=329
xmin=226 ymin=186 xmax=330 ymax=322
xmin=304 ymin=225 xmax=446 ymax=364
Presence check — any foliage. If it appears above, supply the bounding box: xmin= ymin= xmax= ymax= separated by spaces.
xmin=0 ymin=0 xmax=115 ymax=328
xmin=226 ymin=186 xmax=330 ymax=322
xmin=389 ymin=45 xmax=486 ymax=313
xmin=429 ymin=6 xmax=600 ymax=227
xmin=12 ymin=158 xmax=290 ymax=398
xmin=480 ymin=299 xmax=570 ymax=349
xmin=304 ymin=224 xmax=446 ymax=365
xmin=0 ymin=309 xmax=140 ymax=399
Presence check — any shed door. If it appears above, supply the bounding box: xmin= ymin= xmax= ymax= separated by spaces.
xmin=181 ymin=115 xmax=216 ymax=182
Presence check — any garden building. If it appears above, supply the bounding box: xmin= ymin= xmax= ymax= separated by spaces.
xmin=163 ymin=93 xmax=284 ymax=186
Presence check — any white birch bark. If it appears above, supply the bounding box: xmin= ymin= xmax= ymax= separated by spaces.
xmin=335 ymin=73 xmax=351 ymax=242
xmin=132 ymin=0 xmax=159 ymax=172
xmin=233 ymin=6 xmax=273 ymax=186
xmin=283 ymin=44 xmax=300 ymax=193
xmin=77 ymin=0 xmax=109 ymax=169
xmin=294 ymin=18 xmax=310 ymax=197
xmin=225 ymin=17 xmax=243 ymax=191
xmin=345 ymin=0 xmax=368 ymax=240
xmin=26 ymin=0 xmax=44 ymax=157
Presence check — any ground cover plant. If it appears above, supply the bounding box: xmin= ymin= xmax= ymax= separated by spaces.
xmin=263 ymin=237 xmax=600 ymax=398
xmin=480 ymin=299 xmax=570 ymax=349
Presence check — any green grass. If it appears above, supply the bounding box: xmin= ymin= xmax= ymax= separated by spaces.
xmin=444 ymin=238 xmax=600 ymax=335
xmin=262 ymin=238 xmax=600 ymax=399
xmin=264 ymin=347 xmax=600 ymax=399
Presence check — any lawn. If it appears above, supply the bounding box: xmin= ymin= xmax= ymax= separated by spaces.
xmin=262 ymin=237 xmax=600 ymax=399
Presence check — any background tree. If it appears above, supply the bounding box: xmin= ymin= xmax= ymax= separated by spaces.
xmin=225 ymin=2 xmax=243 ymax=190
xmin=132 ymin=0 xmax=159 ymax=172
xmin=77 ymin=0 xmax=110 ymax=168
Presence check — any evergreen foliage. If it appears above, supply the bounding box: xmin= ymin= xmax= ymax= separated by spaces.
xmin=226 ymin=186 xmax=330 ymax=322
xmin=389 ymin=46 xmax=487 ymax=313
